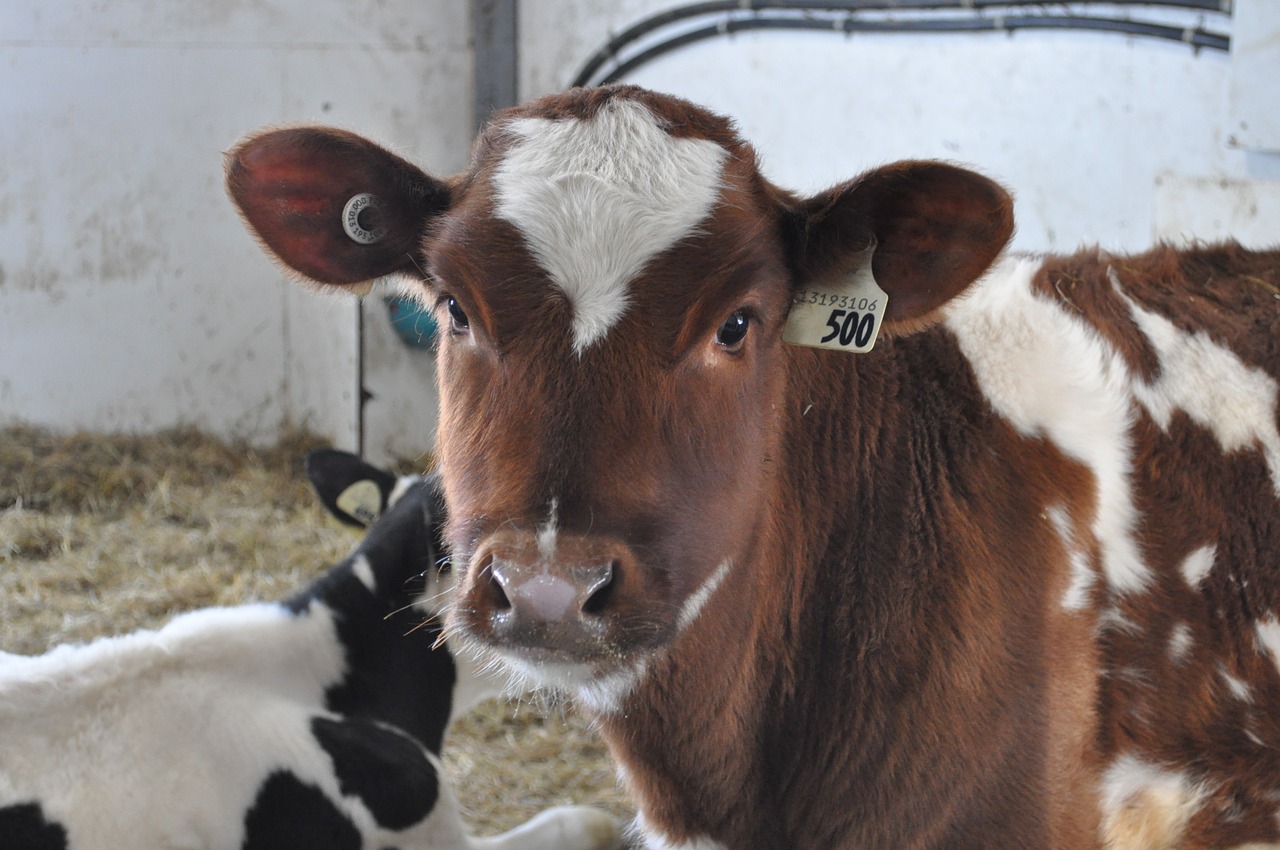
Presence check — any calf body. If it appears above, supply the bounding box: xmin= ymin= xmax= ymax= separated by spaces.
xmin=227 ymin=87 xmax=1280 ymax=849
xmin=0 ymin=454 xmax=620 ymax=850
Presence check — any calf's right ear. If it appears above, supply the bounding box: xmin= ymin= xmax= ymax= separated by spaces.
xmin=788 ymin=161 xmax=1014 ymax=331
xmin=225 ymin=127 xmax=452 ymax=289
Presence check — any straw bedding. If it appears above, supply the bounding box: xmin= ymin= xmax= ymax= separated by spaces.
xmin=0 ymin=425 xmax=632 ymax=836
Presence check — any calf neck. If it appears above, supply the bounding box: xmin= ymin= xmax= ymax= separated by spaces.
xmin=228 ymin=85 xmax=1280 ymax=850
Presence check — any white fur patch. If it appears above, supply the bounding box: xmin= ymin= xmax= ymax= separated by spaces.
xmin=575 ymin=661 xmax=651 ymax=715
xmin=493 ymin=652 xmax=650 ymax=715
xmin=1045 ymin=505 xmax=1096 ymax=612
xmin=1219 ymin=663 xmax=1254 ymax=703
xmin=0 ymin=603 xmax=350 ymax=848
xmin=676 ymin=560 xmax=731 ymax=632
xmin=0 ymin=596 xmax=542 ymax=848
xmin=1100 ymin=754 xmax=1207 ymax=849
xmin=1179 ymin=545 xmax=1217 ymax=589
xmin=946 ymin=257 xmax=1151 ymax=593
xmin=492 ymin=97 xmax=728 ymax=353
xmin=1113 ymin=268 xmax=1280 ymax=497
xmin=633 ymin=812 xmax=730 ymax=850
xmin=537 ymin=498 xmax=559 ymax=562
xmin=1257 ymin=615 xmax=1280 ymax=671
xmin=387 ymin=474 xmax=420 ymax=509
xmin=350 ymin=554 xmax=377 ymax=593
xmin=445 ymin=640 xmax=509 ymax=723
xmin=494 ymin=805 xmax=624 ymax=850
xmin=1168 ymin=622 xmax=1194 ymax=662
xmin=1100 ymin=605 xmax=1143 ymax=636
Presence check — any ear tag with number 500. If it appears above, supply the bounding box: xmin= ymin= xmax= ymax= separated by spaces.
xmin=783 ymin=243 xmax=888 ymax=353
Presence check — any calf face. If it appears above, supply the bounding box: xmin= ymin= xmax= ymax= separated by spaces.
xmin=226 ymin=85 xmax=1012 ymax=706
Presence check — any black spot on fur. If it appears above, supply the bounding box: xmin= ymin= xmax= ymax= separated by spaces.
xmin=312 ymin=716 xmax=439 ymax=830
xmin=241 ymin=771 xmax=361 ymax=850
xmin=0 ymin=803 xmax=68 ymax=850
xmin=323 ymin=606 xmax=456 ymax=756
xmin=290 ymin=473 xmax=457 ymax=754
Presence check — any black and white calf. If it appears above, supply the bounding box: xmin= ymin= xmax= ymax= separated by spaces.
xmin=0 ymin=451 xmax=621 ymax=850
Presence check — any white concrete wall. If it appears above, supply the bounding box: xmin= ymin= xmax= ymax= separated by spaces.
xmin=1229 ymin=0 xmax=1280 ymax=155
xmin=0 ymin=0 xmax=469 ymax=460
xmin=522 ymin=1 xmax=1280 ymax=252
xmin=5 ymin=1 xmax=1276 ymax=462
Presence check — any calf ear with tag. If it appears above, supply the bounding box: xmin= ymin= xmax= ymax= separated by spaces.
xmin=784 ymin=243 xmax=888 ymax=353
xmin=304 ymin=449 xmax=398 ymax=528
xmin=784 ymin=160 xmax=1014 ymax=341
xmin=225 ymin=127 xmax=452 ymax=290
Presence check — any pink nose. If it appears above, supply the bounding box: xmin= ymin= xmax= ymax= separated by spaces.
xmin=489 ymin=559 xmax=615 ymax=622
xmin=461 ymin=530 xmax=633 ymax=657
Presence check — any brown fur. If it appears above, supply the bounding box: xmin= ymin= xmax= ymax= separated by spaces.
xmin=225 ymin=85 xmax=1280 ymax=850
xmin=1030 ymin=243 xmax=1280 ymax=848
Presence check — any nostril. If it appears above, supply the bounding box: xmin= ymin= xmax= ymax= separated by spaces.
xmin=581 ymin=560 xmax=617 ymax=616
xmin=484 ymin=558 xmax=512 ymax=612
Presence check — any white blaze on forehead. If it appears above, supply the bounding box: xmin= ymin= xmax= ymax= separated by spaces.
xmin=492 ymin=97 xmax=729 ymax=353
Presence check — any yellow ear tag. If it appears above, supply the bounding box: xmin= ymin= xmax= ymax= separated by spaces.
xmin=335 ymin=480 xmax=383 ymax=526
xmin=783 ymin=243 xmax=888 ymax=353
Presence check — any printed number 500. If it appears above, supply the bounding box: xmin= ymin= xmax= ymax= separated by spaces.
xmin=820 ymin=309 xmax=876 ymax=347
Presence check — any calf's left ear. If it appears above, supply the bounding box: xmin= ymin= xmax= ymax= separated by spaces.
xmin=305 ymin=449 xmax=398 ymax=528
xmin=226 ymin=127 xmax=452 ymax=289
xmin=788 ymin=161 xmax=1014 ymax=329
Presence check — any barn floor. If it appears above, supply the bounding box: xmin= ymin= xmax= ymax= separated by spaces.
xmin=0 ymin=425 xmax=633 ymax=838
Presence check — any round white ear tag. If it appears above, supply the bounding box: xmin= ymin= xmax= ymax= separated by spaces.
xmin=336 ymin=479 xmax=383 ymax=526
xmin=342 ymin=193 xmax=388 ymax=245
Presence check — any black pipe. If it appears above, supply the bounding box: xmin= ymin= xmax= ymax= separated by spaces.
xmin=571 ymin=1 xmax=1231 ymax=88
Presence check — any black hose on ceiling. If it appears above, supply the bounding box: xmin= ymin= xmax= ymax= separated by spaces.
xmin=570 ymin=1 xmax=1232 ymax=88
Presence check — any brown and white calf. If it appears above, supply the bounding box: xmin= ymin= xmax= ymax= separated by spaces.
xmin=227 ymin=85 xmax=1280 ymax=850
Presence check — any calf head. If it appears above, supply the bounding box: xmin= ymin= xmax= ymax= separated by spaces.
xmin=303 ymin=449 xmax=451 ymax=616
xmin=228 ymin=85 xmax=1013 ymax=702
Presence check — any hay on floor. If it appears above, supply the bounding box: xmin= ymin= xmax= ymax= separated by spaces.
xmin=0 ymin=425 xmax=633 ymax=836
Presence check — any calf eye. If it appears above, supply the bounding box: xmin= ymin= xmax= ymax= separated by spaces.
xmin=715 ymin=310 xmax=750 ymax=349
xmin=446 ymin=296 xmax=470 ymax=333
